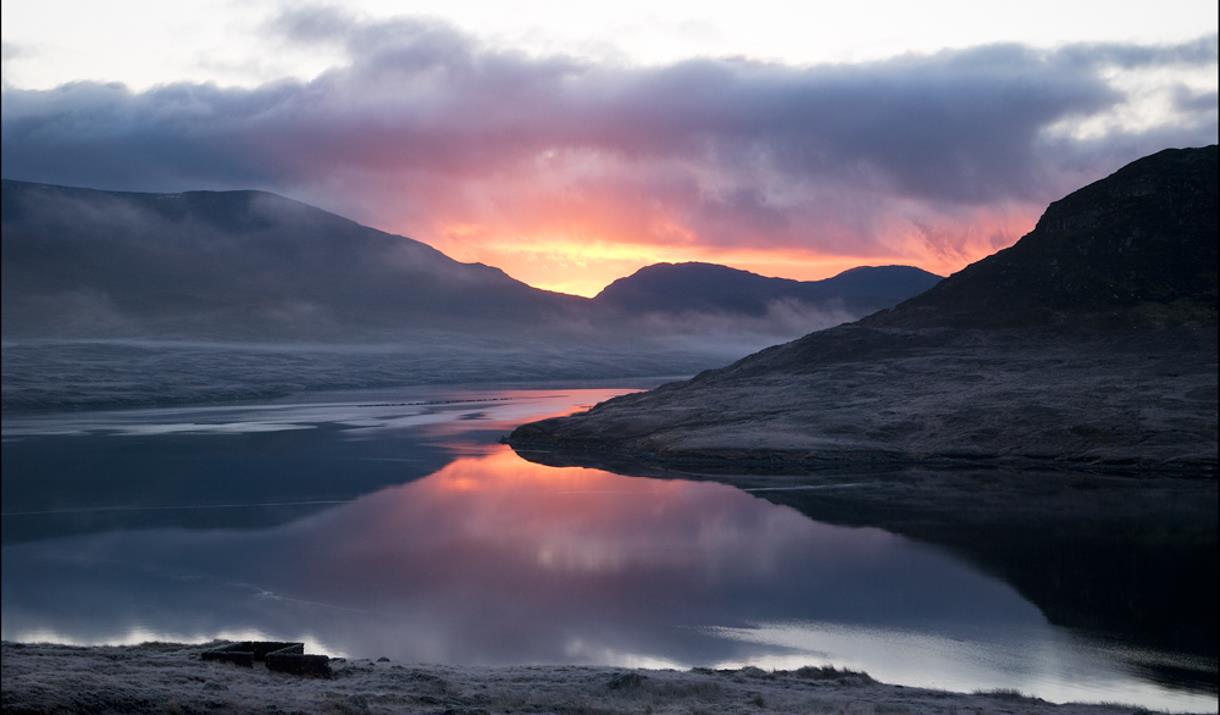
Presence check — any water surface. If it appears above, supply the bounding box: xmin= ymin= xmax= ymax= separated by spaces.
xmin=1 ymin=387 xmax=1215 ymax=712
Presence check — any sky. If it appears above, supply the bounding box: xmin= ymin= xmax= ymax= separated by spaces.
xmin=2 ymin=1 xmax=1217 ymax=296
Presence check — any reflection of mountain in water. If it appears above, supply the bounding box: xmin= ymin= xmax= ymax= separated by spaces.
xmin=2 ymin=445 xmax=1213 ymax=710
xmin=518 ymin=446 xmax=1217 ymax=681
xmin=735 ymin=472 xmax=1218 ymax=692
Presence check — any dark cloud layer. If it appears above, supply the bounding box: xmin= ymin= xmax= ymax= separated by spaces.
xmin=1 ymin=10 xmax=1216 ymax=285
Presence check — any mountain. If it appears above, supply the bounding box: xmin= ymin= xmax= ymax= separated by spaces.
xmin=2 ymin=180 xmax=939 ymax=342
xmin=509 ymin=145 xmax=1219 ymax=472
xmin=875 ymin=146 xmax=1217 ymax=328
xmin=593 ymin=263 xmax=941 ymax=317
xmin=1 ymin=180 xmax=589 ymax=340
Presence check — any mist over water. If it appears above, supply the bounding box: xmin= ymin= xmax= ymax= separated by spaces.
xmin=2 ymin=388 xmax=1214 ymax=712
xmin=0 ymin=340 xmax=714 ymax=412
xmin=0 ymin=305 xmax=865 ymax=412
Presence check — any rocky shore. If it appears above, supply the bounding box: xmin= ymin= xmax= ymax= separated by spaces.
xmin=0 ymin=641 xmax=1192 ymax=715
xmin=508 ymin=325 xmax=1217 ymax=477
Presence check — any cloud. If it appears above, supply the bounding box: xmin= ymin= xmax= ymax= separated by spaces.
xmin=2 ymin=41 xmax=26 ymax=62
xmin=1174 ymin=85 xmax=1220 ymax=114
xmin=1 ymin=11 xmax=1216 ymax=293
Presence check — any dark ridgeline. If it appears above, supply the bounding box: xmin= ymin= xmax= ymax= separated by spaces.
xmin=873 ymin=145 xmax=1218 ymax=328
xmin=508 ymin=145 xmax=1219 ymax=668
xmin=0 ymin=179 xmax=938 ymax=341
xmin=596 ymin=262 xmax=941 ymax=317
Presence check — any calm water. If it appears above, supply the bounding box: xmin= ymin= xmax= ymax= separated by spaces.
xmin=1 ymin=387 xmax=1215 ymax=712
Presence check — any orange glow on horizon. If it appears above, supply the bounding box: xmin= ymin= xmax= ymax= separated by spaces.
xmin=382 ymin=169 xmax=1044 ymax=297
xmin=415 ymin=211 xmax=1040 ymax=297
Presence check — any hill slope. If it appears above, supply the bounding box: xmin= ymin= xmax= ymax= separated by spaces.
xmin=0 ymin=180 xmax=586 ymax=339
xmin=876 ymin=146 xmax=1217 ymax=328
xmin=509 ymin=145 xmax=1219 ymax=473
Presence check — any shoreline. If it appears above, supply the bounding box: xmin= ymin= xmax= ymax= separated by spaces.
xmin=505 ymin=440 xmax=1220 ymax=480
xmin=504 ymin=326 xmax=1219 ymax=481
xmin=2 ymin=641 xmax=1206 ymax=715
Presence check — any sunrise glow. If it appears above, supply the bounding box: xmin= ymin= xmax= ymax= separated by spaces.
xmin=419 ymin=202 xmax=1045 ymax=295
xmin=4 ymin=3 xmax=1214 ymax=296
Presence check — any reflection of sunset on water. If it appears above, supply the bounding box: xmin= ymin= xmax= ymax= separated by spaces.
xmin=2 ymin=390 xmax=1214 ymax=711
xmin=417 ymin=388 xmax=643 ymax=440
xmin=395 ymin=446 xmax=763 ymax=572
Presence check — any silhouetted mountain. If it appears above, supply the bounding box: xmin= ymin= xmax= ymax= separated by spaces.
xmin=1 ymin=180 xmax=586 ymax=339
xmin=510 ymin=145 xmax=1219 ymax=471
xmin=872 ymin=146 xmax=1217 ymax=328
xmin=594 ymin=263 xmax=939 ymax=317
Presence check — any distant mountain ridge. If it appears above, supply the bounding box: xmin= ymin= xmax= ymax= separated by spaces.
xmin=1 ymin=179 xmax=939 ymax=341
xmin=0 ymin=180 xmax=587 ymax=340
xmin=594 ymin=262 xmax=941 ymax=317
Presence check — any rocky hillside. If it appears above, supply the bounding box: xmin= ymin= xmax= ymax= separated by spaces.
xmin=509 ymin=146 xmax=1219 ymax=473
xmin=874 ymin=146 xmax=1217 ymax=328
